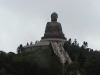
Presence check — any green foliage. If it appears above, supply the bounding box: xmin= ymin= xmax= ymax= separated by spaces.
xmin=0 ymin=38 xmax=100 ymax=75
xmin=64 ymin=38 xmax=100 ymax=75
xmin=0 ymin=49 xmax=62 ymax=75
xmin=65 ymin=62 xmax=79 ymax=75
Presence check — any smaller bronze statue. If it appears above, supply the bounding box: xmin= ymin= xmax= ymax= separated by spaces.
xmin=42 ymin=12 xmax=66 ymax=40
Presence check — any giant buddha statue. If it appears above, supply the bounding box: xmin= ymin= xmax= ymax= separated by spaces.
xmin=41 ymin=12 xmax=66 ymax=40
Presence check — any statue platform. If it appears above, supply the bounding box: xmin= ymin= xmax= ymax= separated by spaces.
xmin=20 ymin=12 xmax=67 ymax=53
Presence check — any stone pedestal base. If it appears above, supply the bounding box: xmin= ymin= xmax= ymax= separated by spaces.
xmin=41 ymin=38 xmax=66 ymax=42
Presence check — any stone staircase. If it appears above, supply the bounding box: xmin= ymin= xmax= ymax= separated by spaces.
xmin=50 ymin=41 xmax=72 ymax=64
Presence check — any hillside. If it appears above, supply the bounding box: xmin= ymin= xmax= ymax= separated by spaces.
xmin=0 ymin=39 xmax=100 ymax=75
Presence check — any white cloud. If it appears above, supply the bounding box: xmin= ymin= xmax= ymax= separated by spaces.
xmin=0 ymin=0 xmax=100 ymax=52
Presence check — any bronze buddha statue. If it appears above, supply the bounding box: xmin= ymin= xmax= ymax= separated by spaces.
xmin=42 ymin=12 xmax=66 ymax=40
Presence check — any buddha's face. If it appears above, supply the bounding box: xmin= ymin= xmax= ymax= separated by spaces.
xmin=51 ymin=13 xmax=58 ymax=21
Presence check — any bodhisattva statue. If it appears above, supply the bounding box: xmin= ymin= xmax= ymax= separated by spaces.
xmin=42 ymin=12 xmax=66 ymax=40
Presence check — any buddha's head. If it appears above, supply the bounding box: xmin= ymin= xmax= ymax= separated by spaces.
xmin=51 ymin=12 xmax=58 ymax=21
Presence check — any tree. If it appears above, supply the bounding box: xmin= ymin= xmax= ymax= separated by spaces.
xmin=83 ymin=41 xmax=88 ymax=48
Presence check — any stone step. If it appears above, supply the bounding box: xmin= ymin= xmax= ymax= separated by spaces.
xmin=51 ymin=41 xmax=72 ymax=64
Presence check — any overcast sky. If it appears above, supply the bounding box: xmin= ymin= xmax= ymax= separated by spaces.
xmin=0 ymin=0 xmax=100 ymax=52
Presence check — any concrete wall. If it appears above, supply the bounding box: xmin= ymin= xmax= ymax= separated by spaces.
xmin=22 ymin=45 xmax=49 ymax=53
